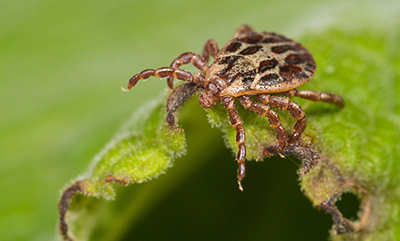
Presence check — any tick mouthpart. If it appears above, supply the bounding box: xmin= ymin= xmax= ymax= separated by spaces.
xmin=199 ymin=92 xmax=220 ymax=108
xmin=199 ymin=93 xmax=214 ymax=108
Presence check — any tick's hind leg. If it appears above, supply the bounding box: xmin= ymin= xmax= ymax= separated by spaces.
xmin=221 ymin=96 xmax=246 ymax=191
xmin=238 ymin=95 xmax=287 ymax=152
xmin=257 ymin=94 xmax=306 ymax=143
xmin=282 ymin=89 xmax=345 ymax=108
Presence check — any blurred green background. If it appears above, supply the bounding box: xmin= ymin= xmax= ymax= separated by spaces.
xmin=1 ymin=0 xmax=397 ymax=240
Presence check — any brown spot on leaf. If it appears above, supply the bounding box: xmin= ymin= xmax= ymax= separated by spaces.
xmin=105 ymin=175 xmax=129 ymax=185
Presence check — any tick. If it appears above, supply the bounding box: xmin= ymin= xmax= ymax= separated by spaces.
xmin=126 ymin=25 xmax=344 ymax=190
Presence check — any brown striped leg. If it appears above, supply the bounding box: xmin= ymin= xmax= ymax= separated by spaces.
xmin=202 ymin=39 xmax=219 ymax=63
xmin=233 ymin=25 xmax=254 ymax=38
xmin=221 ymin=96 xmax=246 ymax=191
xmin=257 ymin=94 xmax=306 ymax=143
xmin=282 ymin=89 xmax=345 ymax=108
xmin=238 ymin=95 xmax=287 ymax=152
xmin=167 ymin=52 xmax=209 ymax=89
xmin=127 ymin=67 xmax=194 ymax=90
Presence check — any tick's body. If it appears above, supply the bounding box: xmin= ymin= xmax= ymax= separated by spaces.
xmin=207 ymin=30 xmax=315 ymax=97
xmin=127 ymin=25 xmax=344 ymax=190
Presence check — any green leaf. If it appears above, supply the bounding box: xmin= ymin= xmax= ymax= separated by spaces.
xmin=299 ymin=27 xmax=400 ymax=240
xmin=58 ymin=98 xmax=187 ymax=240
xmin=61 ymin=22 xmax=400 ymax=241
xmin=2 ymin=1 xmax=400 ymax=241
xmin=204 ymin=22 xmax=400 ymax=240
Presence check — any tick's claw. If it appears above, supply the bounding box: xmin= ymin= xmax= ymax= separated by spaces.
xmin=237 ymin=161 xmax=246 ymax=192
xmin=238 ymin=181 xmax=244 ymax=192
xmin=237 ymin=168 xmax=245 ymax=192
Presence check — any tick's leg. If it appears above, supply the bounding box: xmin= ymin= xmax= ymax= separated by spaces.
xmin=127 ymin=67 xmax=194 ymax=90
xmin=166 ymin=77 xmax=205 ymax=126
xmin=221 ymin=96 xmax=246 ymax=191
xmin=257 ymin=94 xmax=306 ymax=143
xmin=282 ymin=89 xmax=345 ymax=108
xmin=202 ymin=39 xmax=219 ymax=63
xmin=233 ymin=25 xmax=254 ymax=38
xmin=238 ymin=95 xmax=287 ymax=152
xmin=167 ymin=52 xmax=209 ymax=89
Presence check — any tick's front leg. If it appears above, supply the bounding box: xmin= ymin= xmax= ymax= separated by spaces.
xmin=202 ymin=39 xmax=219 ymax=63
xmin=233 ymin=25 xmax=254 ymax=38
xmin=221 ymin=96 xmax=246 ymax=191
xmin=127 ymin=67 xmax=194 ymax=90
xmin=167 ymin=52 xmax=209 ymax=89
